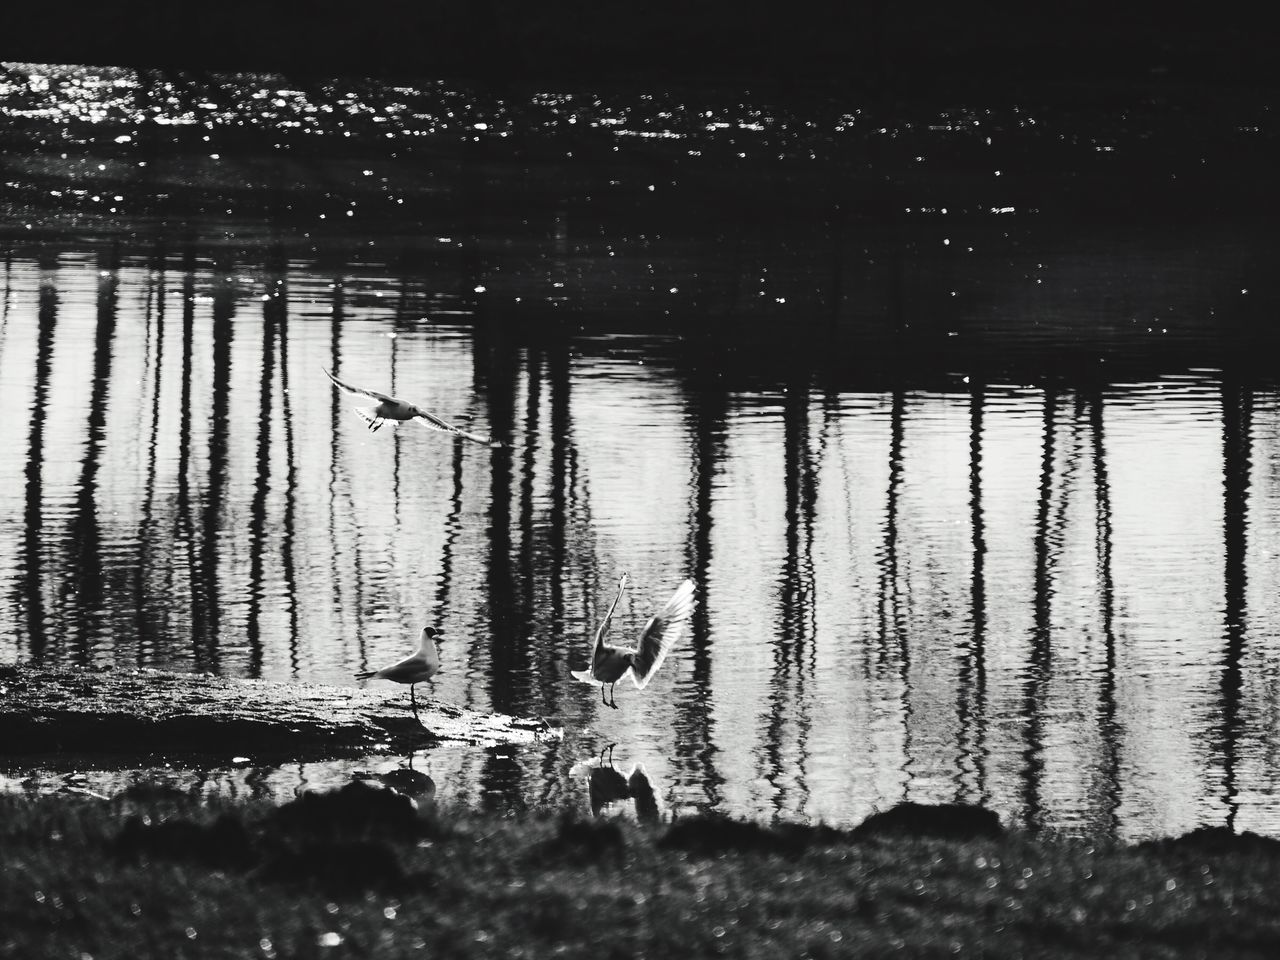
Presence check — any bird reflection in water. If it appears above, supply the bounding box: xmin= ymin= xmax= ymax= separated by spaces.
xmin=570 ymin=743 xmax=665 ymax=823
xmin=359 ymin=750 xmax=437 ymax=801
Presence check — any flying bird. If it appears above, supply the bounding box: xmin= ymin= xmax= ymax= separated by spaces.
xmin=571 ymin=574 xmax=696 ymax=709
xmin=323 ymin=367 xmax=501 ymax=445
xmin=355 ymin=626 xmax=442 ymax=723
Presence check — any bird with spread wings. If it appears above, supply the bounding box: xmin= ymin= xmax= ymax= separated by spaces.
xmin=323 ymin=368 xmax=501 ymax=446
xmin=571 ymin=573 xmax=696 ymax=709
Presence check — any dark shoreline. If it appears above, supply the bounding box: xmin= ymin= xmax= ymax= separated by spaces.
xmin=5 ymin=784 xmax=1280 ymax=958
xmin=0 ymin=663 xmax=558 ymax=759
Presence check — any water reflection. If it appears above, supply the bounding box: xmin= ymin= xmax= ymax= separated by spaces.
xmin=571 ymin=744 xmax=666 ymax=823
xmin=5 ymin=248 xmax=1280 ymax=840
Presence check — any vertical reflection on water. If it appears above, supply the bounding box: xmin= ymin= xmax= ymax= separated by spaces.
xmin=1024 ymin=387 xmax=1058 ymax=832
xmin=68 ymin=245 xmax=120 ymax=657
xmin=133 ymin=244 xmax=167 ymax=663
xmin=476 ymin=323 xmax=523 ymax=808
xmin=958 ymin=382 xmax=989 ymax=806
xmin=764 ymin=378 xmax=818 ymax=816
xmin=194 ymin=256 xmax=237 ymax=666
xmin=326 ymin=280 xmax=365 ymax=666
xmin=1219 ymin=378 xmax=1253 ymax=831
xmin=389 ymin=333 xmax=404 ymax=566
xmin=477 ymin=328 xmax=518 ymax=708
xmin=518 ymin=348 xmax=542 ymax=643
xmin=1089 ymin=390 xmax=1122 ymax=836
xmin=176 ymin=247 xmax=200 ymax=662
xmin=534 ymin=338 xmax=572 ymax=802
xmin=519 ymin=345 xmax=560 ymax=718
xmin=21 ymin=254 xmax=59 ymax=658
xmin=545 ymin=341 xmax=572 ymax=694
xmin=245 ymin=250 xmax=284 ymax=676
xmin=879 ymin=389 xmax=911 ymax=795
xmin=677 ymin=368 xmax=726 ymax=808
xmin=429 ymin=393 xmax=469 ymax=709
xmin=10 ymin=241 xmax=1280 ymax=833
xmin=275 ymin=257 xmax=302 ymax=675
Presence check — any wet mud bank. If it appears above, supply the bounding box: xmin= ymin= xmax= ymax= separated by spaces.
xmin=0 ymin=663 xmax=558 ymax=759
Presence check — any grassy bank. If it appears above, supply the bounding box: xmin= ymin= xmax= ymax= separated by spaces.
xmin=3 ymin=786 xmax=1280 ymax=958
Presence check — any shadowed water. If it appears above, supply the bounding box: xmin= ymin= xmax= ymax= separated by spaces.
xmin=4 ymin=64 xmax=1280 ymax=839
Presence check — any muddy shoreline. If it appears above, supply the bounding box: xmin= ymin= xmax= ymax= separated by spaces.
xmin=0 ymin=663 xmax=559 ymax=760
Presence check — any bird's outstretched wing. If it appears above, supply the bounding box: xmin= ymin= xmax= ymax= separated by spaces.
xmin=629 ymin=579 xmax=695 ymax=688
xmin=571 ymin=573 xmax=630 ymax=683
xmin=593 ymin=573 xmax=629 ymax=651
xmin=323 ymin=367 xmax=395 ymax=403
xmin=413 ymin=409 xmax=501 ymax=446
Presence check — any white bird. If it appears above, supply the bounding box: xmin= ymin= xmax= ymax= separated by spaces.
xmin=571 ymin=574 xmax=695 ymax=709
xmin=323 ymin=367 xmax=501 ymax=446
xmin=355 ymin=626 xmax=442 ymax=722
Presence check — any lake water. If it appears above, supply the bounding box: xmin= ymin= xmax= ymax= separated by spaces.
xmin=4 ymin=63 xmax=1280 ymax=840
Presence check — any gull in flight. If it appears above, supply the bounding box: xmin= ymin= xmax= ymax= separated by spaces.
xmin=571 ymin=573 xmax=696 ymax=709
xmin=323 ymin=368 xmax=501 ymax=446
xmin=355 ymin=626 xmax=442 ymax=723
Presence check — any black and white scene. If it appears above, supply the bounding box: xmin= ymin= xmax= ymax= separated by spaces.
xmin=3 ymin=3 xmax=1280 ymax=957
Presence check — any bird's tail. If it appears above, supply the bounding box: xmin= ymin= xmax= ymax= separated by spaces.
xmin=354 ymin=670 xmax=375 ymax=680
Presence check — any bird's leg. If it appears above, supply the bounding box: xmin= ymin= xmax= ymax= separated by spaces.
xmin=600 ymin=685 xmax=608 ymax=707
xmin=410 ymin=683 xmax=419 ymax=722
xmin=608 ymin=683 xmax=619 ymax=710
xmin=370 ymin=418 xmax=383 ymax=433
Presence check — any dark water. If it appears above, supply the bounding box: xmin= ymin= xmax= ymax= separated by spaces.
xmin=4 ymin=63 xmax=1280 ymax=839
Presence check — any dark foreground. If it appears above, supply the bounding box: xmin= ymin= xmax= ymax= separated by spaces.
xmin=3 ymin=786 xmax=1280 ymax=959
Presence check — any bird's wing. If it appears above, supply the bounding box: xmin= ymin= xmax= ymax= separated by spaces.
xmin=323 ymin=367 xmax=395 ymax=403
xmin=629 ymin=579 xmax=695 ymax=688
xmin=374 ymin=651 xmax=426 ymax=681
xmin=572 ymin=575 xmax=630 ymax=682
xmin=414 ymin=409 xmax=500 ymax=447
xmin=592 ymin=573 xmax=629 ymax=657
xmin=352 ymin=406 xmax=395 ymax=429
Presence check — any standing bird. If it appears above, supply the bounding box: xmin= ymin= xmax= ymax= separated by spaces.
xmin=355 ymin=626 xmax=442 ymax=723
xmin=571 ymin=574 xmax=696 ymax=709
xmin=323 ymin=367 xmax=501 ymax=445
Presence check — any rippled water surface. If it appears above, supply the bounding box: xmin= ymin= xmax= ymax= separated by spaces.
xmin=4 ymin=63 xmax=1280 ymax=839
